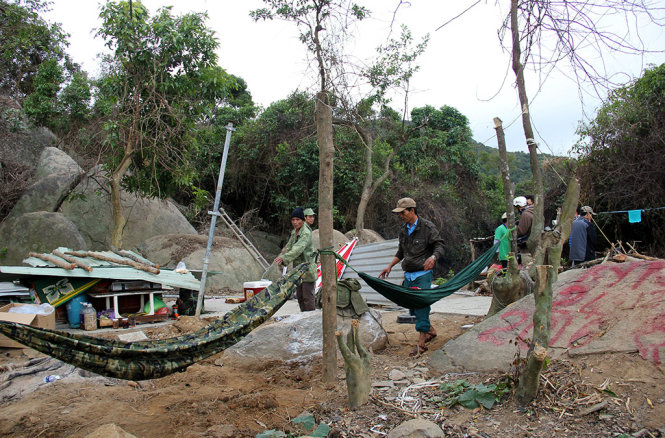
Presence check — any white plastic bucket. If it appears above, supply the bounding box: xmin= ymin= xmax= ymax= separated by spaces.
xmin=243 ymin=280 xmax=272 ymax=301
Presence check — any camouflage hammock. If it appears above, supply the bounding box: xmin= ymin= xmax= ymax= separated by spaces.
xmin=0 ymin=264 xmax=308 ymax=381
xmin=328 ymin=242 xmax=500 ymax=309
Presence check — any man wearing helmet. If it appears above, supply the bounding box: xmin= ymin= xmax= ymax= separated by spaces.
xmin=513 ymin=196 xmax=533 ymax=247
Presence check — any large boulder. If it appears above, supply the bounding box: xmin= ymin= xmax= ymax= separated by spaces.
xmin=429 ymin=260 xmax=665 ymax=373
xmin=34 ymin=147 xmax=82 ymax=180
xmin=345 ymin=228 xmax=385 ymax=245
xmin=222 ymin=309 xmax=387 ymax=368
xmin=137 ymin=234 xmax=265 ymax=293
xmin=59 ymin=170 xmax=197 ymax=250
xmin=311 ymin=229 xmax=348 ymax=251
xmin=7 ymin=147 xmax=83 ymax=219
xmin=0 ymin=212 xmax=87 ymax=265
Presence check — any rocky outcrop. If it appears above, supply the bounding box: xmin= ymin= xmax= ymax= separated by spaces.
xmin=7 ymin=148 xmax=83 ymax=219
xmin=0 ymin=212 xmax=87 ymax=265
xmin=312 ymin=229 xmax=349 ymax=250
xmin=429 ymin=260 xmax=665 ymax=373
xmin=222 ymin=309 xmax=387 ymax=368
xmin=137 ymin=234 xmax=265 ymax=293
xmin=59 ymin=169 xmax=197 ymax=249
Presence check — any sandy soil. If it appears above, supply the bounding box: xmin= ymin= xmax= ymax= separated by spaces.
xmin=0 ymin=311 xmax=663 ymax=437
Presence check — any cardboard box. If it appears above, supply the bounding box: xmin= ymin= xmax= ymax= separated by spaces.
xmin=0 ymin=303 xmax=56 ymax=348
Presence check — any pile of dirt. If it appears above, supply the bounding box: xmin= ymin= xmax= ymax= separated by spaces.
xmin=1 ymin=309 xmax=663 ymax=437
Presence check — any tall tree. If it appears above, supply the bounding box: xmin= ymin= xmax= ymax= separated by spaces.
xmin=252 ymin=0 xmax=369 ymax=384
xmin=96 ymin=1 xmax=233 ymax=248
xmin=335 ymin=25 xmax=429 ymax=232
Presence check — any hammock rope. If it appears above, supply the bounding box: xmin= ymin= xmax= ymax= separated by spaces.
xmin=0 ymin=264 xmax=309 ymax=380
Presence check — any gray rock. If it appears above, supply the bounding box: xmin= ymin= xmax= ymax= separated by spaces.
xmin=60 ymin=170 xmax=197 ymax=249
xmin=8 ymin=173 xmax=81 ymax=219
xmin=0 ymin=212 xmax=87 ymax=265
xmin=223 ymin=309 xmax=387 ymax=367
xmin=387 ymin=418 xmax=444 ymax=438
xmin=389 ymin=369 xmax=407 ymax=381
xmin=137 ymin=234 xmax=265 ymax=293
xmin=345 ymin=228 xmax=385 ymax=245
xmin=311 ymin=229 xmax=348 ymax=251
xmin=34 ymin=147 xmax=82 ymax=180
xmin=84 ymin=423 xmax=137 ymax=438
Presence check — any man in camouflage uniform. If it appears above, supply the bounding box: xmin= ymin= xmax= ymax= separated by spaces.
xmin=274 ymin=207 xmax=317 ymax=311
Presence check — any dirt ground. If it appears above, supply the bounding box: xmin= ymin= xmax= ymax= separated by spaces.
xmin=0 ymin=311 xmax=663 ymax=438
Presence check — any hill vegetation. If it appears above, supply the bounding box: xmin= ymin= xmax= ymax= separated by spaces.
xmin=1 ymin=0 xmax=664 ymax=267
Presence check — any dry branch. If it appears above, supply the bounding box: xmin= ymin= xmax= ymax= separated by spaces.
xmin=28 ymin=252 xmax=74 ymax=270
xmin=52 ymin=250 xmax=93 ymax=272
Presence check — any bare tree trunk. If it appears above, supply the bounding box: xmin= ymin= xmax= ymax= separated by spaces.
xmin=493 ymin=117 xmax=517 ymax=254
xmin=316 ymin=91 xmax=337 ymax=383
xmin=110 ymin=147 xmax=134 ymax=249
xmin=516 ymin=264 xmax=554 ymax=405
xmin=354 ymin=127 xmax=374 ymax=232
xmin=510 ymin=0 xmax=544 ymax=255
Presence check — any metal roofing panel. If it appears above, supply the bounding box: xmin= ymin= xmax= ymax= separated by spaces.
xmin=341 ymin=239 xmax=404 ymax=308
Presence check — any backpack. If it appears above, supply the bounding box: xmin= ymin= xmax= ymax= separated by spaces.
xmin=315 ymin=278 xmax=368 ymax=318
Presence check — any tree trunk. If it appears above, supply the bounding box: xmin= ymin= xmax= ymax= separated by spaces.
xmin=110 ymin=147 xmax=134 ymax=249
xmin=516 ymin=264 xmax=554 ymax=405
xmin=354 ymin=126 xmax=374 ymax=232
xmin=336 ymin=320 xmax=371 ymax=409
xmin=493 ymin=117 xmax=517 ymax=254
xmin=316 ymin=90 xmax=337 ymax=383
xmin=510 ymin=0 xmax=545 ymax=255
xmin=486 ymin=254 xmax=532 ymax=318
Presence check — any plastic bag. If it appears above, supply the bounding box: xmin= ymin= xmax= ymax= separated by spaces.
xmin=8 ymin=303 xmax=55 ymax=315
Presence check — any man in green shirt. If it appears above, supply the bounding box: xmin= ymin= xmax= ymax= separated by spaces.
xmin=493 ymin=212 xmax=510 ymax=269
xmin=274 ymin=207 xmax=317 ymax=311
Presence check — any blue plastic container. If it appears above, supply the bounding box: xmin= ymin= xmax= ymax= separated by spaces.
xmin=66 ymin=294 xmax=87 ymax=328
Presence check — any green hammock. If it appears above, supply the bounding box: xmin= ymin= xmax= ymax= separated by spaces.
xmin=0 ymin=264 xmax=308 ymax=381
xmin=331 ymin=242 xmax=500 ymax=309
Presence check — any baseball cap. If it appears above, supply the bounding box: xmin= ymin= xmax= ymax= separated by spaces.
xmin=501 ymin=212 xmax=507 ymax=220
xmin=392 ymin=197 xmax=416 ymax=213
xmin=513 ymin=196 xmax=527 ymax=207
xmin=581 ymin=206 xmax=596 ymax=215
xmin=303 ymin=208 xmax=316 ymax=216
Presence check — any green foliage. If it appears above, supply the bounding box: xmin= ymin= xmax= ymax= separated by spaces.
xmin=433 ymin=269 xmax=455 ymax=285
xmin=94 ymin=0 xmax=236 ymax=199
xmin=22 ymin=58 xmax=64 ymax=128
xmin=576 ymin=63 xmax=665 ymax=256
xmin=433 ymin=378 xmax=511 ymax=410
xmin=0 ymin=0 xmax=70 ymax=98
xmin=256 ymin=414 xmax=330 ymax=438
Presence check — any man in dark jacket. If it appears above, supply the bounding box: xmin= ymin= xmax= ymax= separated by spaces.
xmin=569 ymin=205 xmax=597 ymax=266
xmin=379 ymin=198 xmax=444 ymax=356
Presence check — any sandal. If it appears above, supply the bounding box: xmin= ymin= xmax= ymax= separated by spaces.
xmin=409 ymin=345 xmax=428 ymax=357
xmin=424 ymin=331 xmax=437 ymax=343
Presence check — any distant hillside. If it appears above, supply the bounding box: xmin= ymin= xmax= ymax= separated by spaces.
xmin=472 ymin=140 xmax=556 ymax=186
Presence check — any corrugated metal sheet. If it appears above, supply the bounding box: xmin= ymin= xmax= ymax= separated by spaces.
xmin=340 ymin=239 xmax=404 ymax=307
xmin=0 ymin=247 xmax=200 ymax=290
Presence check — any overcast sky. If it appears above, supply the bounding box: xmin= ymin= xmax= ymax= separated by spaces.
xmin=44 ymin=0 xmax=665 ymax=155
